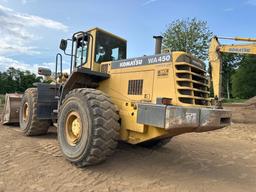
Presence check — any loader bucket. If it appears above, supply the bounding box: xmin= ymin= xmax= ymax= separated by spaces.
xmin=2 ymin=93 xmax=23 ymax=125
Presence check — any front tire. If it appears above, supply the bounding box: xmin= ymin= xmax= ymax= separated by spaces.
xmin=58 ymin=88 xmax=120 ymax=167
xmin=19 ymin=88 xmax=51 ymax=136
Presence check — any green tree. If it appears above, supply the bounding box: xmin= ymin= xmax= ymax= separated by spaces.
xmin=0 ymin=67 xmax=42 ymax=94
xmin=162 ymin=18 xmax=213 ymax=60
xmin=221 ymin=53 xmax=241 ymax=99
xmin=19 ymin=70 xmax=42 ymax=92
xmin=232 ymin=55 xmax=256 ymax=99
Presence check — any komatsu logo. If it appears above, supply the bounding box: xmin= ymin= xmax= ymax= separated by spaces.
xmin=112 ymin=54 xmax=172 ymax=69
xmin=119 ymin=59 xmax=143 ymax=68
xmin=228 ymin=48 xmax=251 ymax=53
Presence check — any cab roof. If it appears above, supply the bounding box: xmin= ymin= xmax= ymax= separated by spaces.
xmin=86 ymin=27 xmax=127 ymax=42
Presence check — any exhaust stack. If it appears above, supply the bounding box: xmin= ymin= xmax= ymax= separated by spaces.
xmin=153 ymin=36 xmax=163 ymax=54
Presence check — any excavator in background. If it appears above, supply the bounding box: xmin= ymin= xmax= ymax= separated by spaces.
xmin=209 ymin=36 xmax=256 ymax=99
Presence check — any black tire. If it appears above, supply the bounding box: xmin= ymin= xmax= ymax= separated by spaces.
xmin=19 ymin=88 xmax=51 ymax=136
xmin=58 ymin=88 xmax=120 ymax=167
xmin=139 ymin=138 xmax=171 ymax=148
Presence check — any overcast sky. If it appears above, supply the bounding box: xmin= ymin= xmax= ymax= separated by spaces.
xmin=0 ymin=0 xmax=255 ymax=73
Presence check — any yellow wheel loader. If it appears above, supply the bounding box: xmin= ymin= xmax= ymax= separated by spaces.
xmin=6 ymin=28 xmax=231 ymax=166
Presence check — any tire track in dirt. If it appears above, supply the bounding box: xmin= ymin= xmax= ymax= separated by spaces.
xmin=37 ymin=143 xmax=62 ymax=157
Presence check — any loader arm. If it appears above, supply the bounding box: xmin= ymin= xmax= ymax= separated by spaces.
xmin=209 ymin=36 xmax=256 ymax=98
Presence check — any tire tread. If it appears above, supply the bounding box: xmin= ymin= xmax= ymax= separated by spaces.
xmin=59 ymin=88 xmax=120 ymax=167
xmin=21 ymin=88 xmax=51 ymax=136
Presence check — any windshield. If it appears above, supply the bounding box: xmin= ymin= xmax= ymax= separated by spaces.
xmin=95 ymin=31 xmax=126 ymax=63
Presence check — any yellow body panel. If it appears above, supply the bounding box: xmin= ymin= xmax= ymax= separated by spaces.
xmin=98 ymin=53 xmax=208 ymax=143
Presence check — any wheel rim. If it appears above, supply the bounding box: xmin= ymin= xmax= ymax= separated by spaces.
xmin=65 ymin=111 xmax=83 ymax=146
xmin=23 ymin=102 xmax=29 ymax=122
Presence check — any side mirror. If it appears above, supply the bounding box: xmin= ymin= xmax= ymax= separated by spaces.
xmin=59 ymin=39 xmax=67 ymax=51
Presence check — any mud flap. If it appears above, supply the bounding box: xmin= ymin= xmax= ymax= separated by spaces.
xmin=37 ymin=83 xmax=58 ymax=120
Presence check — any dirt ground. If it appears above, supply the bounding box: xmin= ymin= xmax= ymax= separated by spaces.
xmin=1 ymin=108 xmax=256 ymax=192
xmin=224 ymin=104 xmax=256 ymax=124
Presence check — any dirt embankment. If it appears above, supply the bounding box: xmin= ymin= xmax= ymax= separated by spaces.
xmin=224 ymin=100 xmax=256 ymax=124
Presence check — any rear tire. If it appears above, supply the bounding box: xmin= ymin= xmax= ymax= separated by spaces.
xmin=20 ymin=88 xmax=51 ymax=136
xmin=58 ymin=88 xmax=120 ymax=167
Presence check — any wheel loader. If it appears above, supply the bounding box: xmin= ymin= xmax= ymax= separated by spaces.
xmin=3 ymin=28 xmax=231 ymax=167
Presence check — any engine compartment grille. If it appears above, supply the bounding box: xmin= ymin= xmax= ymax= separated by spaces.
xmin=128 ymin=79 xmax=143 ymax=95
xmin=175 ymin=58 xmax=209 ymax=106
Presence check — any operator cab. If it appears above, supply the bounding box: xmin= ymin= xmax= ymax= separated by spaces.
xmin=56 ymin=28 xmax=127 ymax=103
xmin=59 ymin=28 xmax=127 ymax=74
xmin=94 ymin=30 xmax=127 ymax=63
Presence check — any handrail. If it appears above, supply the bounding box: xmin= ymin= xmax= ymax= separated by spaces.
xmin=55 ymin=53 xmax=63 ymax=81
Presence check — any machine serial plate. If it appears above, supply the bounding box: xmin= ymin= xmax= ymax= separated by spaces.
xmin=111 ymin=53 xmax=172 ymax=69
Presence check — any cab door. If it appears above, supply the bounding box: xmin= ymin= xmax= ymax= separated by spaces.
xmin=72 ymin=35 xmax=90 ymax=69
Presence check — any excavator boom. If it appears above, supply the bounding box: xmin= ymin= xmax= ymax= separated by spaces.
xmin=209 ymin=36 xmax=222 ymax=98
xmin=218 ymin=36 xmax=256 ymax=42
xmin=219 ymin=44 xmax=256 ymax=54
xmin=209 ymin=36 xmax=256 ymax=98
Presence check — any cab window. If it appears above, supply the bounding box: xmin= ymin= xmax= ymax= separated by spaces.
xmin=95 ymin=31 xmax=126 ymax=63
